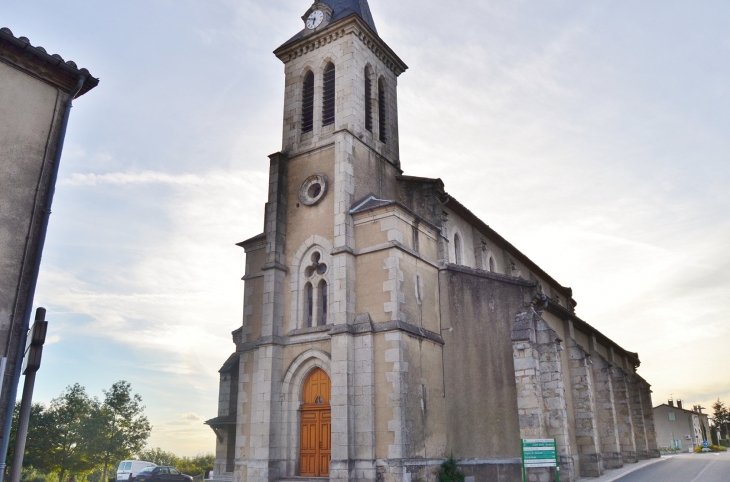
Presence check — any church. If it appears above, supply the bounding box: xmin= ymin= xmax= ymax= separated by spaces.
xmin=205 ymin=2 xmax=660 ymax=482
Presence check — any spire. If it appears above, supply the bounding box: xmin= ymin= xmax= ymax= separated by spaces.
xmin=322 ymin=0 xmax=377 ymax=33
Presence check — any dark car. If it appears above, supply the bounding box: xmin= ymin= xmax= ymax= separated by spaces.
xmin=135 ymin=467 xmax=192 ymax=482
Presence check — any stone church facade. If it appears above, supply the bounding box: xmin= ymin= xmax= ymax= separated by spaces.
xmin=206 ymin=2 xmax=659 ymax=482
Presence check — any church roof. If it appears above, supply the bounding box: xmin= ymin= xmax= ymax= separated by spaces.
xmin=324 ymin=0 xmax=377 ymax=33
xmin=277 ymin=0 xmax=378 ymax=51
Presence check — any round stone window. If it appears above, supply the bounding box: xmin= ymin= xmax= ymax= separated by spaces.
xmin=299 ymin=174 xmax=328 ymax=206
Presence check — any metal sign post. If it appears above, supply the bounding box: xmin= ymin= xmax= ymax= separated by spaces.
xmin=521 ymin=439 xmax=559 ymax=482
xmin=8 ymin=308 xmax=48 ymax=482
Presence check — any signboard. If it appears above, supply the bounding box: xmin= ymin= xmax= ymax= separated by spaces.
xmin=703 ymin=441 xmax=709 ymax=448
xmin=521 ymin=439 xmax=559 ymax=482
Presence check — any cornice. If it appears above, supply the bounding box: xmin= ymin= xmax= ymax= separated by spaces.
xmin=0 ymin=27 xmax=98 ymax=96
xmin=274 ymin=15 xmax=408 ymax=76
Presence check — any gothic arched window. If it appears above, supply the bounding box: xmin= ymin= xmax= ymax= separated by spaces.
xmin=302 ymin=71 xmax=315 ymax=134
xmin=318 ymin=280 xmax=328 ymax=325
xmin=378 ymin=78 xmax=387 ymax=143
xmin=302 ymin=250 xmax=329 ymax=328
xmin=304 ymin=282 xmax=314 ymax=327
xmin=364 ymin=67 xmax=373 ymax=132
xmin=322 ymin=63 xmax=336 ymax=126
xmin=454 ymin=233 xmax=462 ymax=265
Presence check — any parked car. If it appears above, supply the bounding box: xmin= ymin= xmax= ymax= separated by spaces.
xmin=135 ymin=466 xmax=193 ymax=482
xmin=117 ymin=461 xmax=157 ymax=482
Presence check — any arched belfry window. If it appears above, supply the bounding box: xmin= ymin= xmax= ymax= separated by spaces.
xmin=364 ymin=67 xmax=373 ymax=132
xmin=454 ymin=233 xmax=462 ymax=265
xmin=302 ymin=71 xmax=315 ymax=134
xmin=322 ymin=63 xmax=336 ymax=127
xmin=378 ymin=78 xmax=387 ymax=143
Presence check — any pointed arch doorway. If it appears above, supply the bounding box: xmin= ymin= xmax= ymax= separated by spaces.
xmin=300 ymin=368 xmax=331 ymax=477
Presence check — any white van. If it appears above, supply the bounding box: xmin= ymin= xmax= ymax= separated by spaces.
xmin=117 ymin=461 xmax=157 ymax=482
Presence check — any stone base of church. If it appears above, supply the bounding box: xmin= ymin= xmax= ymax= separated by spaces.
xmin=578 ymin=453 xmax=603 ymax=478
xmin=620 ymin=451 xmax=638 ymax=464
xmin=601 ymin=452 xmax=624 ymax=470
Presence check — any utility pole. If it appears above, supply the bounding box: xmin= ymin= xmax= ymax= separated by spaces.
xmin=8 ymin=308 xmax=48 ymax=482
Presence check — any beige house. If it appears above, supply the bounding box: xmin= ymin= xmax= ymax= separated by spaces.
xmin=0 ymin=28 xmax=97 ymax=441
xmin=653 ymin=400 xmax=712 ymax=452
xmin=206 ymin=2 xmax=659 ymax=482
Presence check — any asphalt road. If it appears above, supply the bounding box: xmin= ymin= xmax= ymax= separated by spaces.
xmin=616 ymin=453 xmax=730 ymax=482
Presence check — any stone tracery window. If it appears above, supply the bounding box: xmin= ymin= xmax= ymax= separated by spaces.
xmin=303 ymin=251 xmax=329 ymax=327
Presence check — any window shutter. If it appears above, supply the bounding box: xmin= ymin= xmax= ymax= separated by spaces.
xmin=322 ymin=64 xmax=336 ymax=126
xmin=302 ymin=72 xmax=315 ymax=133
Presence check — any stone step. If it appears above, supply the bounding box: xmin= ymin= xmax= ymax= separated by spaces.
xmin=279 ymin=477 xmax=329 ymax=482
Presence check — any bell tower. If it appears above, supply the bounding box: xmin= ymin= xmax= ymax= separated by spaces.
xmin=274 ymin=0 xmax=408 ymax=168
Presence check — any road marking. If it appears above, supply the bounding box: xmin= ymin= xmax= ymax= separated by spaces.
xmin=688 ymin=458 xmax=719 ymax=482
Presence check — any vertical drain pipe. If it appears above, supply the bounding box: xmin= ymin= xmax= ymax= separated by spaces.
xmin=0 ymin=74 xmax=86 ymax=482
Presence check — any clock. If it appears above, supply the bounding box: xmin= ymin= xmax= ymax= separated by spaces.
xmin=306 ymin=10 xmax=324 ymax=29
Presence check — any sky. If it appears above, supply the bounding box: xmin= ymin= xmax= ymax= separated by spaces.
xmin=3 ymin=0 xmax=730 ymax=456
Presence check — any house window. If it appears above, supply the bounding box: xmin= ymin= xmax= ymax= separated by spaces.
xmin=489 ymin=256 xmax=495 ymax=273
xmin=322 ymin=63 xmax=336 ymax=126
xmin=302 ymin=71 xmax=315 ymax=134
xmin=364 ymin=67 xmax=373 ymax=132
xmin=454 ymin=233 xmax=462 ymax=265
xmin=378 ymin=78 xmax=387 ymax=143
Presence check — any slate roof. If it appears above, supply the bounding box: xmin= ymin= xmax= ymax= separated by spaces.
xmin=277 ymin=0 xmax=378 ymax=51
xmin=324 ymin=0 xmax=377 ymax=33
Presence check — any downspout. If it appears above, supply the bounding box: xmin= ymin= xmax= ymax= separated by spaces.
xmin=0 ymin=74 xmax=86 ymax=481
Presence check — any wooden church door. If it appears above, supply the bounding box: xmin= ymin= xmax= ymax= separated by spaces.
xmin=300 ymin=368 xmax=331 ymax=477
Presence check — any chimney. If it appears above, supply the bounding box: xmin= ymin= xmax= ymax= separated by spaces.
xmin=677 ymin=400 xmax=683 ymax=410
xmin=668 ymin=399 xmax=674 ymax=407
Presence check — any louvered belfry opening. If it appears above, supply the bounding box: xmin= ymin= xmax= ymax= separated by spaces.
xmin=302 ymin=71 xmax=315 ymax=133
xmin=364 ymin=67 xmax=373 ymax=132
xmin=378 ymin=78 xmax=387 ymax=143
xmin=322 ymin=63 xmax=336 ymax=126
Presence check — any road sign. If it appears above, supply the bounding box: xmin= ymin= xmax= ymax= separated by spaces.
xmin=522 ymin=439 xmax=559 ymax=482
xmin=703 ymin=441 xmax=709 ymax=448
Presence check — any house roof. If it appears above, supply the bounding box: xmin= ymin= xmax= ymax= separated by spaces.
xmin=0 ymin=27 xmax=98 ymax=96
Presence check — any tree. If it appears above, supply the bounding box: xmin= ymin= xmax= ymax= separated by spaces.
xmin=6 ymin=402 xmax=57 ymax=471
xmin=87 ymin=381 xmax=152 ymax=482
xmin=136 ymin=447 xmax=179 ymax=466
xmin=712 ymin=399 xmax=730 ymax=439
xmin=47 ymin=384 xmax=98 ymax=482
xmin=176 ymin=454 xmax=214 ymax=477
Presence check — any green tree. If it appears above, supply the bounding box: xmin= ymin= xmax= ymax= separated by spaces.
xmin=47 ymin=384 xmax=98 ymax=482
xmin=88 ymin=381 xmax=152 ymax=482
xmin=176 ymin=454 xmax=214 ymax=477
xmin=6 ymin=402 xmax=57 ymax=471
xmin=136 ymin=447 xmax=179 ymax=466
xmin=712 ymin=399 xmax=730 ymax=439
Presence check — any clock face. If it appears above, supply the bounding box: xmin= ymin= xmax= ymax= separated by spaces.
xmin=306 ymin=10 xmax=324 ymax=29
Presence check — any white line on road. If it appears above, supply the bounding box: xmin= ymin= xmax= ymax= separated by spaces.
xmin=688 ymin=457 xmax=719 ymax=482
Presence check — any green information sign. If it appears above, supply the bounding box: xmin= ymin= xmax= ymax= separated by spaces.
xmin=521 ymin=439 xmax=559 ymax=482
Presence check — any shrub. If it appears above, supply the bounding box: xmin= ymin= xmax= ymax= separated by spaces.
xmin=720 ymin=439 xmax=729 ymax=448
xmin=694 ymin=444 xmax=727 ymax=453
xmin=438 ymin=458 xmax=464 ymax=482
